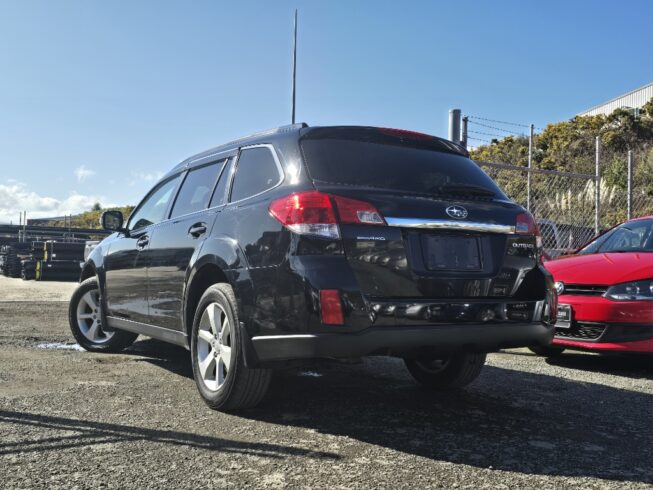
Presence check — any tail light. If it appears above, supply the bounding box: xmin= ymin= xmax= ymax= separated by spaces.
xmin=269 ymin=191 xmax=385 ymax=239
xmin=516 ymin=211 xmax=543 ymax=248
xmin=331 ymin=195 xmax=385 ymax=225
xmin=268 ymin=191 xmax=340 ymax=239
xmin=320 ymin=289 xmax=344 ymax=325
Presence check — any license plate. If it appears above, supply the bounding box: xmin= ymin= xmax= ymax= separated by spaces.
xmin=423 ymin=235 xmax=481 ymax=271
xmin=556 ymin=304 xmax=572 ymax=328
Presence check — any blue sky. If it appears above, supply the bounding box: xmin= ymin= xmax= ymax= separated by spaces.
xmin=1 ymin=0 xmax=652 ymax=223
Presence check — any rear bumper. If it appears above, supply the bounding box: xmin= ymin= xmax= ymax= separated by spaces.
xmin=251 ymin=321 xmax=554 ymax=362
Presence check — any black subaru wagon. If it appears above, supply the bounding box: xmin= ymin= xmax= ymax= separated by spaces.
xmin=70 ymin=124 xmax=556 ymax=410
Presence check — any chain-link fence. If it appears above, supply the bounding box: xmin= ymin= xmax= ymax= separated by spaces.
xmin=478 ymin=156 xmax=653 ymax=258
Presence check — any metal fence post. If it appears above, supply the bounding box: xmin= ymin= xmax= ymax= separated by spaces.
xmin=527 ymin=124 xmax=534 ymax=211
xmin=448 ymin=109 xmax=461 ymax=145
xmin=595 ymin=136 xmax=601 ymax=234
xmin=627 ymin=150 xmax=633 ymax=220
xmin=461 ymin=116 xmax=468 ymax=148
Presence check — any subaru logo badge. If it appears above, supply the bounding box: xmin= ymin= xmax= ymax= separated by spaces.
xmin=554 ymin=281 xmax=565 ymax=295
xmin=446 ymin=205 xmax=468 ymax=219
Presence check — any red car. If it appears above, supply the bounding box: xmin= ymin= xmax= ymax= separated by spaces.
xmin=537 ymin=216 xmax=653 ymax=357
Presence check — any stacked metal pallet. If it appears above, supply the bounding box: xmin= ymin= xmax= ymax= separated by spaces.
xmin=35 ymin=241 xmax=85 ymax=281
xmin=20 ymin=241 xmax=43 ymax=280
xmin=0 ymin=243 xmax=32 ymax=278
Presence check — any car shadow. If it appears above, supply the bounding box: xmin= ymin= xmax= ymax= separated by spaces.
xmin=118 ymin=339 xmax=653 ymax=484
xmin=544 ymin=351 xmax=653 ymax=380
xmin=124 ymin=338 xmax=194 ymax=379
xmin=0 ymin=410 xmax=338 ymax=461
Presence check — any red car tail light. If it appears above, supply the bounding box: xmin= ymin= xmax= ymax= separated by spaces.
xmin=319 ymin=289 xmax=344 ymax=325
xmin=331 ymin=195 xmax=386 ymax=226
xmin=269 ymin=191 xmax=340 ymax=239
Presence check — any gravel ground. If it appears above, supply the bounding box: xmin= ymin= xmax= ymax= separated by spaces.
xmin=1 ymin=278 xmax=652 ymax=488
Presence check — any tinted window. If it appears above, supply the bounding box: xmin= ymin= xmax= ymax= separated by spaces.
xmin=579 ymin=219 xmax=653 ymax=254
xmin=209 ymin=158 xmax=234 ymax=208
xmin=128 ymin=175 xmax=181 ymax=231
xmin=170 ymin=162 xmax=223 ymax=218
xmin=230 ymin=147 xmax=281 ymax=202
xmin=300 ymin=128 xmax=506 ymax=198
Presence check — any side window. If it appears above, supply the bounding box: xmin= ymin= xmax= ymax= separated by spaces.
xmin=230 ymin=147 xmax=281 ymax=202
xmin=128 ymin=175 xmax=181 ymax=231
xmin=170 ymin=161 xmax=224 ymax=218
xmin=209 ymin=158 xmax=234 ymax=208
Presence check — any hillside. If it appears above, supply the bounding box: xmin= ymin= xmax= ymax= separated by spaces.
xmin=45 ymin=205 xmax=134 ymax=229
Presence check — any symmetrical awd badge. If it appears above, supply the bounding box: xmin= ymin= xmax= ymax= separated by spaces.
xmin=446 ymin=205 xmax=468 ymax=219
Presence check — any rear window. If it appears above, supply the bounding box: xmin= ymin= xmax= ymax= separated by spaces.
xmin=300 ymin=128 xmax=506 ymax=199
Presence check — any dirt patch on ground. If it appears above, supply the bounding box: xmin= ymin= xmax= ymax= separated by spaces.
xmin=0 ymin=276 xmax=77 ymax=301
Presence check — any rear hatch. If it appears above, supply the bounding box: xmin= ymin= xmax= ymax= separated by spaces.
xmin=300 ymin=127 xmax=540 ymax=300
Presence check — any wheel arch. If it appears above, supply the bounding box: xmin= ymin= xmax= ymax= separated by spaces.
xmin=183 ymin=247 xmax=258 ymax=366
xmin=183 ymin=261 xmax=232 ymax=341
xmin=79 ymin=262 xmax=97 ymax=282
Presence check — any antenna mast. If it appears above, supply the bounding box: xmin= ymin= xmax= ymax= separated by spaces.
xmin=291 ymin=9 xmax=298 ymax=124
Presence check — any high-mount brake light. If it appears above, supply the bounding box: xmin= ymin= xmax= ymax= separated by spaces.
xmin=269 ymin=191 xmax=386 ymax=239
xmin=377 ymin=127 xmax=433 ymax=141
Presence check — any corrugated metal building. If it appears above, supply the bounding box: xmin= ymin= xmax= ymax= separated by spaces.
xmin=578 ymin=82 xmax=653 ymax=117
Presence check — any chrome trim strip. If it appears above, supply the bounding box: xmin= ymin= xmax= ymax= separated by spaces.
xmin=251 ymin=334 xmax=317 ymax=341
xmin=385 ymin=217 xmax=515 ymax=234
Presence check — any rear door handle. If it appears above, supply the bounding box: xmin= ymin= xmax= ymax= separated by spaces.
xmin=188 ymin=222 xmax=207 ymax=238
xmin=136 ymin=236 xmax=149 ymax=250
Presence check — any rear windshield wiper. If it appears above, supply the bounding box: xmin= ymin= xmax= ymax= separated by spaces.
xmin=438 ymin=183 xmax=496 ymax=197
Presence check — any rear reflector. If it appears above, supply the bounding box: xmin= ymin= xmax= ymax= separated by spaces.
xmin=320 ymin=289 xmax=344 ymax=325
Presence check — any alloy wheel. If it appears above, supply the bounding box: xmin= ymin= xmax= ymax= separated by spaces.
xmin=196 ymin=302 xmax=233 ymax=391
xmin=76 ymin=289 xmax=113 ymax=343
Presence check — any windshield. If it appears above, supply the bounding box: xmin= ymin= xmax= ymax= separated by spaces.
xmin=578 ymin=219 xmax=653 ymax=254
xmin=300 ymin=127 xmax=508 ymax=199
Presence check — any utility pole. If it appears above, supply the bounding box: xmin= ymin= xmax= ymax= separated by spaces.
xmin=527 ymin=124 xmax=534 ymax=211
xmin=448 ymin=109 xmax=461 ymax=145
xmin=291 ymin=9 xmax=298 ymax=124
xmin=627 ymin=150 xmax=634 ymax=220
xmin=595 ymin=136 xmax=601 ymax=234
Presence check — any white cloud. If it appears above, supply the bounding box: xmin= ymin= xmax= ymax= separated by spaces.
xmin=0 ymin=181 xmax=104 ymax=224
xmin=74 ymin=165 xmax=95 ymax=182
xmin=128 ymin=170 xmax=164 ymax=187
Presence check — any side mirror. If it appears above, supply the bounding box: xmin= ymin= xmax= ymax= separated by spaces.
xmin=101 ymin=210 xmax=125 ymax=232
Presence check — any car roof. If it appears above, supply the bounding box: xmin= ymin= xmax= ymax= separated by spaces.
xmin=167 ymin=123 xmax=308 ymax=175
xmin=163 ymin=123 xmax=468 ymax=178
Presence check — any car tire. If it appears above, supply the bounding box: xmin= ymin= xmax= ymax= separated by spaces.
xmin=191 ymin=283 xmax=272 ymax=411
xmin=68 ymin=277 xmax=138 ymax=352
xmin=529 ymin=345 xmax=565 ymax=357
xmin=404 ymin=352 xmax=486 ymax=390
